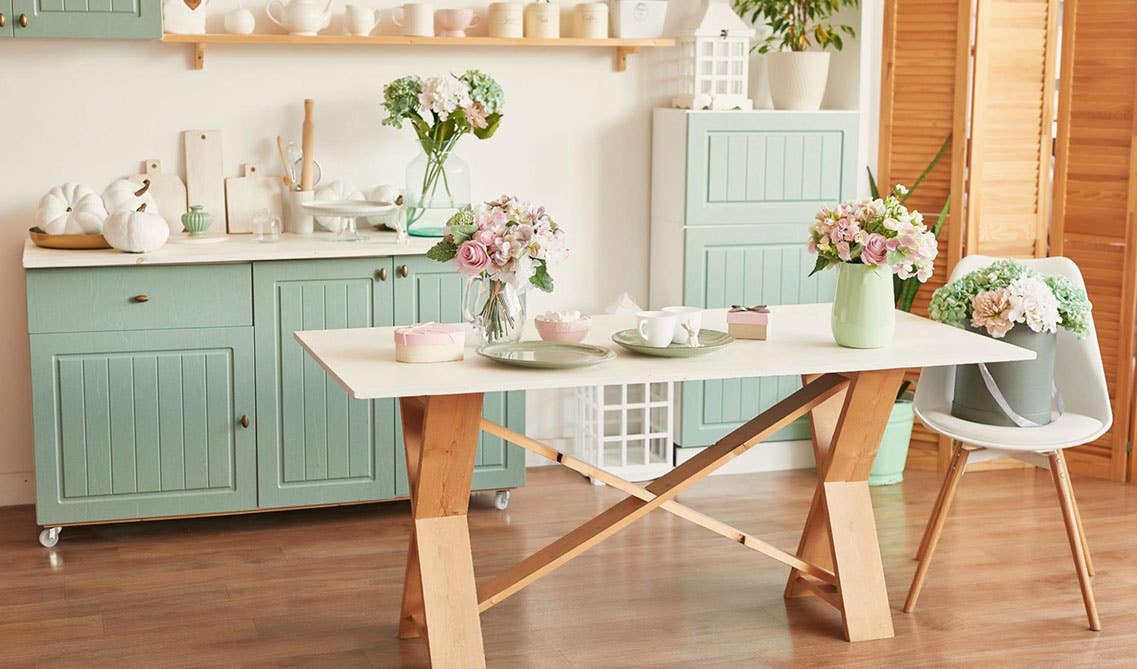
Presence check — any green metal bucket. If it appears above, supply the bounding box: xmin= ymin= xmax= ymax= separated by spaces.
xmin=869 ymin=400 xmax=915 ymax=486
xmin=951 ymin=326 xmax=1056 ymax=427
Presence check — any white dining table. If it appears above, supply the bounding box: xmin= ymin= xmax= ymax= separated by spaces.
xmin=296 ymin=304 xmax=1033 ymax=668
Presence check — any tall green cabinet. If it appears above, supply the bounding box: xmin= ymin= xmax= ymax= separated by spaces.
xmin=650 ymin=109 xmax=859 ymax=450
xmin=7 ymin=0 xmax=159 ymax=38
xmin=26 ymin=246 xmax=524 ymax=546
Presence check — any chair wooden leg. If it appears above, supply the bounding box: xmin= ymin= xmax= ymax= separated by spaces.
xmin=915 ymin=445 xmax=966 ymax=562
xmin=1057 ymin=450 xmax=1094 ymax=577
xmin=1048 ymin=451 xmax=1101 ymax=631
xmin=904 ymin=445 xmax=969 ymax=614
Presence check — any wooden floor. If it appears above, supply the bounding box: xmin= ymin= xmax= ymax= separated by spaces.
xmin=2 ymin=465 xmax=1135 ymax=667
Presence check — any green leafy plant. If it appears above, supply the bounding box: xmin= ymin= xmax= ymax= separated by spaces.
xmin=732 ymin=0 xmax=860 ymax=53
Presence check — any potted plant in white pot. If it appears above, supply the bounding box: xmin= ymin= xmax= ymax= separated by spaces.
xmin=733 ymin=0 xmax=859 ymax=110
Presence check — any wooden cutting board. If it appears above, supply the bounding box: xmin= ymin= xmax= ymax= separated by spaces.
xmin=131 ymin=159 xmax=187 ymax=233
xmin=183 ymin=130 xmax=227 ymax=233
xmin=226 ymin=164 xmax=282 ymax=234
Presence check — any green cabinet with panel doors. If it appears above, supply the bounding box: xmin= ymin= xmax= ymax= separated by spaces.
xmin=650 ymin=109 xmax=858 ymax=451
xmin=7 ymin=0 xmax=159 ymax=38
xmin=26 ymin=252 xmax=524 ymax=546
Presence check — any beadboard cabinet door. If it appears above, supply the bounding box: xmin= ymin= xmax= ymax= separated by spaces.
xmin=685 ymin=111 xmax=859 ymax=226
xmin=680 ymin=227 xmax=837 ymax=447
xmin=10 ymin=0 xmax=159 ymax=38
xmin=253 ymin=258 xmax=398 ymax=508
xmin=1 ymin=0 xmax=14 ymax=37
xmin=30 ymin=328 xmax=257 ymax=525
xmin=392 ymin=256 xmax=526 ymax=494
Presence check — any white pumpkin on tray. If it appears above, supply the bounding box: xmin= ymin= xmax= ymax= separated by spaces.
xmin=102 ymin=203 xmax=170 ymax=254
xmin=102 ymin=177 xmax=160 ymax=216
xmin=34 ymin=182 xmax=108 ymax=234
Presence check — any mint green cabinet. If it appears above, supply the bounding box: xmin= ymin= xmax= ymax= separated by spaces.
xmin=253 ymin=258 xmax=397 ymax=508
xmin=10 ymin=0 xmax=160 ymax=38
xmin=392 ymin=256 xmax=526 ymax=494
xmin=1 ymin=0 xmax=14 ymax=37
xmin=31 ymin=328 xmax=257 ymax=525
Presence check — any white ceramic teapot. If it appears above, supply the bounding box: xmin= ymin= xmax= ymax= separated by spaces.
xmin=267 ymin=0 xmax=333 ymax=35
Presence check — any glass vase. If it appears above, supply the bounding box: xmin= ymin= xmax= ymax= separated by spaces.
xmin=405 ymin=144 xmax=470 ymax=238
xmin=830 ymin=262 xmax=896 ymax=349
xmin=464 ymin=277 xmax=525 ymax=346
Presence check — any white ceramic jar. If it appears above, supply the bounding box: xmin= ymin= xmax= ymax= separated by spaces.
xmin=574 ymin=2 xmax=607 ymax=38
xmin=524 ymin=0 xmax=559 ymax=39
xmin=488 ymin=1 xmax=524 ymax=38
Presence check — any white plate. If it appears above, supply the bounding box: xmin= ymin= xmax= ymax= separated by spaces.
xmin=301 ymin=200 xmax=396 ymax=218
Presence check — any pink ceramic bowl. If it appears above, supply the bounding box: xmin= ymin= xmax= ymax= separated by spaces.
xmin=535 ymin=316 xmax=591 ymax=343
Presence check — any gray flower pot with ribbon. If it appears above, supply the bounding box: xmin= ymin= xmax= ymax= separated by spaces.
xmin=951 ymin=326 xmax=1057 ymax=427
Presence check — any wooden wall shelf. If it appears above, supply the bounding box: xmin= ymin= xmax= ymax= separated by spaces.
xmin=162 ymin=34 xmax=675 ymax=72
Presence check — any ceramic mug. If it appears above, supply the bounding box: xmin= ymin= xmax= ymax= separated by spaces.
xmin=574 ymin=1 xmax=607 ymax=38
xmin=435 ymin=8 xmax=480 ymax=36
xmin=663 ymin=306 xmax=703 ymax=345
xmin=283 ymin=189 xmax=315 ymax=235
xmin=392 ymin=2 xmax=433 ymax=36
xmin=636 ymin=310 xmax=678 ymax=348
xmin=488 ymin=1 xmax=523 ymax=38
xmin=345 ymin=4 xmax=378 ymax=35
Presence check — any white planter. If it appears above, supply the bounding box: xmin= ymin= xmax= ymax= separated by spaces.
xmin=766 ymin=51 xmax=830 ymax=111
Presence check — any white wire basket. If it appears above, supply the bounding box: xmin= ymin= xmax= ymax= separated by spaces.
xmin=573 ymin=382 xmax=675 ymax=483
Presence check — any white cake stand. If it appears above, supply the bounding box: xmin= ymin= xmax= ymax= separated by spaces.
xmin=301 ymin=200 xmax=401 ymax=243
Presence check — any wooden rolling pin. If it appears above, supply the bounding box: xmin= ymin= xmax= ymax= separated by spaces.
xmin=300 ymin=99 xmax=315 ymax=192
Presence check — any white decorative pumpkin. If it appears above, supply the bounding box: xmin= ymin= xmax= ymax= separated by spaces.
xmin=103 ymin=177 xmax=159 ymax=216
xmin=366 ymin=184 xmax=404 ymax=229
xmin=35 ymin=183 xmax=108 ymax=234
xmin=102 ymin=204 xmax=170 ymax=253
xmin=313 ymin=180 xmax=364 ymax=230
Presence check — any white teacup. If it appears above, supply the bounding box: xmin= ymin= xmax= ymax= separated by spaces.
xmin=435 ymin=7 xmax=480 ymax=36
xmin=663 ymin=306 xmax=703 ymax=345
xmin=392 ymin=2 xmax=433 ymax=36
xmin=345 ymin=4 xmax=378 ymax=35
xmin=636 ymin=310 xmax=678 ymax=348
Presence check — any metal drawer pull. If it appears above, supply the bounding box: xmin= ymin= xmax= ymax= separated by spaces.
xmin=376 ymin=267 xmax=388 ymax=281
xmin=18 ymin=13 xmax=27 ymax=27
xmin=240 ymin=415 xmax=250 ymax=429
xmin=399 ymin=264 xmax=409 ymax=278
xmin=0 ymin=13 xmax=6 ymax=28
xmin=132 ymin=295 xmax=149 ymax=303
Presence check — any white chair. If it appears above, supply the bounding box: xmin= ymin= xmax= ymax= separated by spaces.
xmin=906 ymin=255 xmax=1111 ymax=631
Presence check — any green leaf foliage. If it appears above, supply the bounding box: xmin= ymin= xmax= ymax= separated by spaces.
xmin=735 ymin=0 xmax=860 ymax=53
xmin=530 ymin=261 xmax=554 ymax=293
xmin=426 ymin=240 xmax=458 ymax=263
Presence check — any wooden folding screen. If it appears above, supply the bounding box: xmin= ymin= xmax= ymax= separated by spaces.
xmin=876 ymin=0 xmax=971 ymax=471
xmin=1051 ymin=0 xmax=1137 ymax=482
xmin=879 ymin=0 xmax=1059 ymax=472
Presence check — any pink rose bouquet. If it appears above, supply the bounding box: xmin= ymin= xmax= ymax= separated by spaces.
xmin=807 ymin=184 xmax=937 ymax=282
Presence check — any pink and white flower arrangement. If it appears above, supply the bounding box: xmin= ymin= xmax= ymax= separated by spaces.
xmin=807 ymin=184 xmax=938 ymax=281
xmin=427 ymin=195 xmax=568 ymax=293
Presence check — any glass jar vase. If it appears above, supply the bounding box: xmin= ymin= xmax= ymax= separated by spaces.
xmin=404 ymin=143 xmax=470 ymax=238
xmin=465 ymin=277 xmax=525 ymax=346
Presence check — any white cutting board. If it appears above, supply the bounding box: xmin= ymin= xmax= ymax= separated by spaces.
xmin=132 ymin=159 xmax=187 ymax=233
xmin=183 ymin=130 xmax=227 ymax=233
xmin=226 ymin=164 xmax=282 ymax=234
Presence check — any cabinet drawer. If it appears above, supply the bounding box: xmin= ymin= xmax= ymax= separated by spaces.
xmin=27 ymin=264 xmax=252 ymax=333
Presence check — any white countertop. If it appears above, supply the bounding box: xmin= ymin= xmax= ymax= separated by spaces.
xmin=295 ymin=305 xmax=1036 ymax=400
xmin=22 ymin=231 xmax=437 ymax=269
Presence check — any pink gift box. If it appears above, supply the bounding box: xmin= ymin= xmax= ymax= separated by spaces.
xmin=727 ymin=306 xmax=769 ymax=326
xmin=394 ymin=322 xmax=466 ymax=347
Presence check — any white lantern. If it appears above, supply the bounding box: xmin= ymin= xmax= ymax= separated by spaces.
xmin=672 ymin=0 xmax=755 ymax=111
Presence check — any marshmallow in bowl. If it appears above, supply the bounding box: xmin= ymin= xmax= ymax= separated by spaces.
xmin=537 ymin=310 xmax=583 ymax=322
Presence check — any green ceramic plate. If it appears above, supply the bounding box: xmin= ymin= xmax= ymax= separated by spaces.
xmin=611 ymin=329 xmax=734 ymax=357
xmin=477 ymin=341 xmax=616 ymax=369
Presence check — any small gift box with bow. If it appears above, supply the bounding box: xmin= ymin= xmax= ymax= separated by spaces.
xmin=727 ymin=305 xmax=769 ymax=340
xmin=394 ymin=322 xmax=466 ymax=363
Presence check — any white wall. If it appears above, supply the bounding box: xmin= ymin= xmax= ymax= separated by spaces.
xmin=0 ymin=0 xmax=874 ymax=504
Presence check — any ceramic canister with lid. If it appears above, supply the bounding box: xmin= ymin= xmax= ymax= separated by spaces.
xmin=524 ymin=0 xmax=559 ymax=38
xmin=488 ymin=1 xmax=523 ymax=38
xmin=574 ymin=2 xmax=607 ymax=38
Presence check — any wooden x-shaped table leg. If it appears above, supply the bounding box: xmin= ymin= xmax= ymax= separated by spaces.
xmin=398 ymin=369 xmax=904 ymax=666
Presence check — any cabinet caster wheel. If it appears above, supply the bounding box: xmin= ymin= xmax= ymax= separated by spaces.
xmin=493 ymin=490 xmax=511 ymax=510
xmin=39 ymin=527 xmax=61 ymax=548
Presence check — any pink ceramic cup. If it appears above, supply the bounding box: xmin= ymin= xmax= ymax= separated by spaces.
xmin=434 ymin=8 xmax=480 ymax=36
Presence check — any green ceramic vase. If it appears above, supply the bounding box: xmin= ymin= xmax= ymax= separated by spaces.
xmin=181 ymin=205 xmax=213 ymax=237
xmin=869 ymin=399 xmax=915 ymax=486
xmin=831 ymin=262 xmax=896 ymax=349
